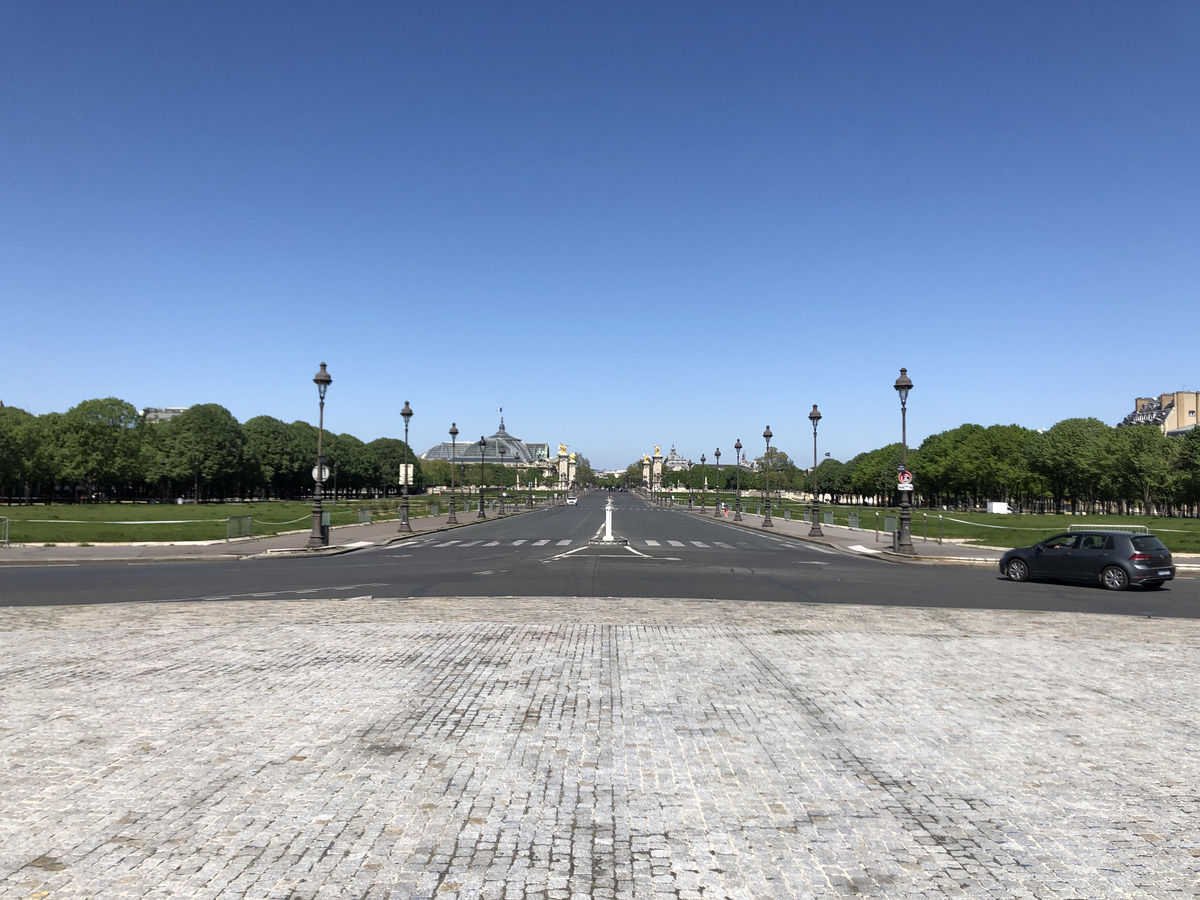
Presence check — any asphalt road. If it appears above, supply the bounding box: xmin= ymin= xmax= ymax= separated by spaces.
xmin=3 ymin=491 xmax=1198 ymax=617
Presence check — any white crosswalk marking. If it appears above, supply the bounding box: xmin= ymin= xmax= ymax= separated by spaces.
xmin=410 ymin=536 xmax=833 ymax=556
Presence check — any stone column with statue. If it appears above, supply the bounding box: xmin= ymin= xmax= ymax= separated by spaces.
xmin=557 ymin=443 xmax=570 ymax=492
xmin=652 ymin=445 xmax=664 ymax=501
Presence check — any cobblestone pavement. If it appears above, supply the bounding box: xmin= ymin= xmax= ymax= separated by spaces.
xmin=2 ymin=597 xmax=1198 ymax=899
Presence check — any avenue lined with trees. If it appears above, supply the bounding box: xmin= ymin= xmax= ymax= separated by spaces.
xmin=3 ymin=397 xmax=1200 ymax=517
xmin=626 ymin=418 xmax=1200 ymax=518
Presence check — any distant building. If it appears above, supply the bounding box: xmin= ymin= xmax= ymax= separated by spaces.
xmin=421 ymin=417 xmax=552 ymax=467
xmin=663 ymin=446 xmax=689 ymax=472
xmin=1120 ymin=391 xmax=1199 ymax=436
xmin=139 ymin=407 xmax=188 ymax=423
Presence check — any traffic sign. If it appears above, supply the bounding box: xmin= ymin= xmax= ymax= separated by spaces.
xmin=897 ymin=483 xmax=914 ymax=491
xmin=898 ymin=471 xmax=913 ymax=485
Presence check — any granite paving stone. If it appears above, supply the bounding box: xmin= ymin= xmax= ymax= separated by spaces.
xmin=1 ymin=597 xmax=1197 ymax=899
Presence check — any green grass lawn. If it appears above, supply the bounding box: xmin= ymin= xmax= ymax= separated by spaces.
xmin=7 ymin=494 xmax=1198 ymax=553
xmin=0 ymin=492 xmax=553 ymax=544
xmin=689 ymin=492 xmax=1200 ymax=554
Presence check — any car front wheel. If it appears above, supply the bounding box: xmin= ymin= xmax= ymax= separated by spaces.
xmin=1102 ymin=565 xmax=1130 ymax=591
xmin=1005 ymin=559 xmax=1029 ymax=582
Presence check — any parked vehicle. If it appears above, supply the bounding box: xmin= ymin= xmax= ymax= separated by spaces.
xmin=566 ymin=496 xmax=578 ymax=506
xmin=999 ymin=530 xmax=1175 ymax=591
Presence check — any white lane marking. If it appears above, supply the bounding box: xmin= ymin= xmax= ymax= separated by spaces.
xmin=533 ymin=539 xmax=550 ymax=546
xmin=689 ymin=541 xmax=709 ymax=548
xmin=644 ymin=539 xmax=661 ymax=546
xmin=483 ymin=541 xmax=501 ymax=547
xmin=511 ymin=539 xmax=527 ymax=546
xmin=849 ymin=544 xmax=882 ymax=554
xmin=433 ymin=540 xmax=460 ymax=547
xmin=555 ymin=539 xmax=572 ymax=546
xmin=1 ymin=564 xmax=80 ymax=568
xmin=459 ymin=540 xmax=482 ymax=547
xmin=667 ymin=540 xmax=686 ymax=548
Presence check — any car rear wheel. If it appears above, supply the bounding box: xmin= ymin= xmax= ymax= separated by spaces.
xmin=1102 ymin=565 xmax=1130 ymax=591
xmin=1005 ymin=559 xmax=1029 ymax=582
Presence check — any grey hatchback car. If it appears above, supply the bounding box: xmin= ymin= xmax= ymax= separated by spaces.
xmin=999 ymin=530 xmax=1175 ymax=591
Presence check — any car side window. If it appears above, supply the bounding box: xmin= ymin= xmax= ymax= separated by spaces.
xmin=1100 ymin=536 xmax=1115 ymax=551
xmin=1043 ymin=534 xmax=1078 ymax=550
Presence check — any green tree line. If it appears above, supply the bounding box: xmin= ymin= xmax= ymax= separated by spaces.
xmin=626 ymin=418 xmax=1200 ymax=516
xmin=0 ymin=398 xmax=423 ymax=504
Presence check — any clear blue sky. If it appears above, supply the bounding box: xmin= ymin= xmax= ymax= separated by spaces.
xmin=3 ymin=2 xmax=1197 ymax=470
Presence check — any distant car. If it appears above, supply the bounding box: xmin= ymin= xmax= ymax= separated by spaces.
xmin=566 ymin=496 xmax=578 ymax=506
xmin=999 ymin=530 xmax=1174 ymax=591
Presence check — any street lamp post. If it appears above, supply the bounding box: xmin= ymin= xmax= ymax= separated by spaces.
xmin=307 ymin=363 xmax=332 ymax=548
xmin=713 ymin=448 xmax=722 ymax=517
xmin=687 ymin=461 xmax=693 ymax=509
xmin=762 ymin=426 xmax=773 ymax=527
xmin=808 ymin=404 xmax=823 ymax=537
xmin=399 ymin=401 xmax=413 ymax=532
xmin=447 ymin=423 xmax=459 ymax=524
xmin=477 ymin=436 xmax=488 ymax=519
xmin=733 ymin=439 xmax=743 ymax=521
xmin=700 ymin=454 xmax=707 ymax=512
xmin=497 ymin=443 xmax=507 ymax=514
xmin=894 ymin=368 xmax=915 ymax=554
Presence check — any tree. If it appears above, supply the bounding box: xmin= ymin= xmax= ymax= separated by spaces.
xmin=1104 ymin=425 xmax=1174 ymax=514
xmin=847 ymin=444 xmax=904 ymax=505
xmin=0 ymin=405 xmax=37 ymax=503
xmin=244 ymin=416 xmax=305 ymax=499
xmin=1033 ymin=417 xmax=1110 ymax=513
xmin=159 ymin=404 xmax=247 ymax=501
xmin=57 ymin=398 xmax=142 ymax=500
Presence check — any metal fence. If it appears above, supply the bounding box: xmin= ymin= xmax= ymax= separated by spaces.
xmin=226 ymin=515 xmax=252 ymax=540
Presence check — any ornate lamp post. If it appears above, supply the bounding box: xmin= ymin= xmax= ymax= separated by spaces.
xmin=733 ymin=438 xmax=743 ymax=521
xmin=700 ymin=453 xmax=707 ymax=512
xmin=307 ymin=363 xmax=332 ymax=548
xmin=497 ymin=443 xmax=507 ymax=514
xmin=894 ymin=368 xmax=915 ymax=554
xmin=808 ymin=404 xmax=823 ymax=537
xmin=477 ymin=436 xmax=488 ymax=519
xmin=713 ymin=447 xmax=722 ymax=517
xmin=398 ymin=401 xmax=413 ymax=532
xmin=447 ymin=422 xmax=459 ymax=524
xmin=687 ymin=461 xmax=693 ymax=509
xmin=762 ymin=426 xmax=773 ymax=527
